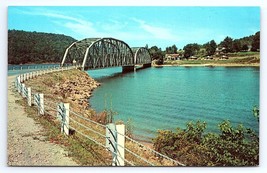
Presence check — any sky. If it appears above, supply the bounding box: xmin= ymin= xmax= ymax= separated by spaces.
xmin=8 ymin=6 xmax=260 ymax=49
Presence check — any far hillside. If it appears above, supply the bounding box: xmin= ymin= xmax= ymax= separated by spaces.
xmin=149 ymin=31 xmax=260 ymax=64
xmin=8 ymin=30 xmax=77 ymax=64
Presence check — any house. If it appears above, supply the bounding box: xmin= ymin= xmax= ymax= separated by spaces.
xmin=220 ymin=55 xmax=229 ymax=60
xmin=165 ymin=54 xmax=182 ymax=61
xmin=189 ymin=56 xmax=198 ymax=60
xmin=205 ymin=56 xmax=213 ymax=60
xmin=215 ymin=47 xmax=226 ymax=55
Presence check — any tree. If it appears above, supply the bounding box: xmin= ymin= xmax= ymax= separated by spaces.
xmin=183 ymin=43 xmax=200 ymax=58
xmin=220 ymin=36 xmax=234 ymax=53
xmin=251 ymin=31 xmax=260 ymax=51
xmin=204 ymin=40 xmax=217 ymax=56
xmin=232 ymin=40 xmax=242 ymax=52
xmin=149 ymin=46 xmax=164 ymax=64
xmin=241 ymin=44 xmax=249 ymax=51
xmin=165 ymin=44 xmax=178 ymax=54
xmin=8 ymin=30 xmax=77 ymax=64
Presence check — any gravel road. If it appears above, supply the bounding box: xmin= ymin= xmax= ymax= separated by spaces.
xmin=7 ymin=76 xmax=78 ymax=166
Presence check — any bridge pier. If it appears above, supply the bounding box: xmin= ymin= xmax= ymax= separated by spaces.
xmin=142 ymin=63 xmax=151 ymax=68
xmin=122 ymin=65 xmax=135 ymax=73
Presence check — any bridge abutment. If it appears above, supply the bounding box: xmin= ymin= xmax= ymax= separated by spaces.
xmin=142 ymin=63 xmax=151 ymax=68
xmin=122 ymin=65 xmax=135 ymax=73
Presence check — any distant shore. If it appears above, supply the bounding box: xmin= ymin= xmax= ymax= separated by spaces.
xmin=155 ymin=53 xmax=260 ymax=67
xmin=155 ymin=63 xmax=260 ymax=67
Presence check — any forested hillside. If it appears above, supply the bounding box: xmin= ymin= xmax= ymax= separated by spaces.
xmin=8 ymin=30 xmax=77 ymax=64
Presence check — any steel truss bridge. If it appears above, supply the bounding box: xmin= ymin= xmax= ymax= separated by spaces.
xmin=61 ymin=38 xmax=151 ymax=71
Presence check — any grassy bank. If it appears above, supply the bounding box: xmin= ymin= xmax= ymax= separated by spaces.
xmin=163 ymin=52 xmax=260 ymax=66
xmin=16 ymin=98 xmax=111 ymax=165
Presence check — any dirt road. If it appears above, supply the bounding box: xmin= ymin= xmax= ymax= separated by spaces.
xmin=7 ymin=76 xmax=78 ymax=166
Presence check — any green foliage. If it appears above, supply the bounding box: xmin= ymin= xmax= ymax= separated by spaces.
xmin=8 ymin=30 xmax=77 ymax=64
xmin=203 ymin=40 xmax=217 ymax=56
xmin=149 ymin=45 xmax=164 ymax=64
xmin=219 ymin=32 xmax=260 ymax=53
xmin=253 ymin=106 xmax=259 ymax=122
xmin=241 ymin=44 xmax=249 ymax=51
xmin=232 ymin=40 xmax=242 ymax=52
xmin=183 ymin=43 xmax=200 ymax=58
xmin=165 ymin=44 xmax=178 ymax=54
xmin=103 ymin=93 xmax=117 ymax=123
xmin=251 ymin=31 xmax=260 ymax=51
xmin=220 ymin=36 xmax=234 ymax=53
xmin=153 ymin=116 xmax=259 ymax=166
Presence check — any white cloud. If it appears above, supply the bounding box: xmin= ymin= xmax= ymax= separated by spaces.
xmin=100 ymin=20 xmax=128 ymax=31
xmin=131 ymin=18 xmax=177 ymax=40
xmin=16 ymin=8 xmax=101 ymax=38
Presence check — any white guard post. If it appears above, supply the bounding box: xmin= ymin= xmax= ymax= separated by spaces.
xmin=27 ymin=87 xmax=31 ymax=106
xmin=116 ymin=124 xmax=125 ymax=166
xmin=62 ymin=103 xmax=70 ymax=136
xmin=106 ymin=123 xmax=117 ymax=166
xmin=106 ymin=123 xmax=125 ymax=166
xmin=57 ymin=103 xmax=70 ymax=135
xmin=39 ymin=93 xmax=44 ymax=115
xmin=21 ymin=84 xmax=26 ymax=98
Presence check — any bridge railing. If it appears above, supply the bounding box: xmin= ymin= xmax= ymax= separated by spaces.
xmin=13 ymin=66 xmax=185 ymax=166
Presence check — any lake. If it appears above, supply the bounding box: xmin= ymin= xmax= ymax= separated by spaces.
xmin=90 ymin=66 xmax=259 ymax=141
xmin=8 ymin=64 xmax=64 ymax=76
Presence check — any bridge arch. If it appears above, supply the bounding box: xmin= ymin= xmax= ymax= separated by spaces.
xmin=132 ymin=47 xmax=151 ymax=64
xmin=61 ymin=38 xmax=135 ymax=70
xmin=61 ymin=38 xmax=152 ymax=70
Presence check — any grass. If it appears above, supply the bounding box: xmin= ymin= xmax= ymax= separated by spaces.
xmin=16 ymin=95 xmax=111 ymax=166
xmin=164 ymin=52 xmax=260 ymax=66
xmin=228 ymin=51 xmax=259 ymax=57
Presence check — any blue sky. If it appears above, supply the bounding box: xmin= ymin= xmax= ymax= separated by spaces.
xmin=8 ymin=6 xmax=260 ymax=49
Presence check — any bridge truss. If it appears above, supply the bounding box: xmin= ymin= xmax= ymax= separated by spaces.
xmin=132 ymin=47 xmax=151 ymax=65
xmin=61 ymin=38 xmax=151 ymax=70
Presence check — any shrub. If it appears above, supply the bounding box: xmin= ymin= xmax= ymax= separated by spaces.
xmin=153 ymin=120 xmax=259 ymax=166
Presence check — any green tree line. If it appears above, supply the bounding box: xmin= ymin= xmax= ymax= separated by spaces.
xmin=8 ymin=30 xmax=77 ymax=64
xmin=149 ymin=31 xmax=260 ymax=63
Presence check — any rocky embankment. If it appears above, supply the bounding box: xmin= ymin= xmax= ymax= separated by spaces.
xmin=53 ymin=72 xmax=100 ymax=109
xmin=25 ymin=69 xmax=101 ymax=118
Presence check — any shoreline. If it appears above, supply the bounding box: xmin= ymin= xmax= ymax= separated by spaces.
xmin=22 ymin=69 xmax=155 ymax=148
xmin=154 ymin=63 xmax=260 ymax=67
xmin=24 ymin=69 xmax=101 ymax=119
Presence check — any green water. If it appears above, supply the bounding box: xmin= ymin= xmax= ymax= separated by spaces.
xmin=88 ymin=66 xmax=259 ymax=141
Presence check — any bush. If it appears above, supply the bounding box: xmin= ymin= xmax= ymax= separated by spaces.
xmin=153 ymin=120 xmax=259 ymax=166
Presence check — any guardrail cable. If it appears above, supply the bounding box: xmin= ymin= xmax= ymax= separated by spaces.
xmin=69 ymin=110 xmax=106 ymax=128
xmin=124 ymin=135 xmax=185 ymax=166
xmin=69 ymin=116 xmax=106 ymax=138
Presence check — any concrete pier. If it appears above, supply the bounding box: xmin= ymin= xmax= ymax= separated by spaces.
xmin=122 ymin=65 xmax=135 ymax=73
xmin=142 ymin=63 xmax=152 ymax=68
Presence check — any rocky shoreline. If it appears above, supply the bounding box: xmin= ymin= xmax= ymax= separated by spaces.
xmin=53 ymin=72 xmax=100 ymax=109
xmin=24 ymin=69 xmax=102 ymax=119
